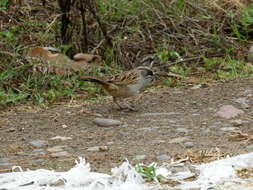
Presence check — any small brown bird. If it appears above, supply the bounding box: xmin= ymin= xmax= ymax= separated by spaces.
xmin=80 ymin=66 xmax=155 ymax=111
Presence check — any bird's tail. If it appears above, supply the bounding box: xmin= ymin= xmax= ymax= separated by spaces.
xmin=79 ymin=76 xmax=109 ymax=86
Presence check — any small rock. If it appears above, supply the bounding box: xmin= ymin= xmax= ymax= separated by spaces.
xmin=87 ymin=146 xmax=109 ymax=152
xmin=215 ymin=105 xmax=244 ymax=119
xmin=168 ymin=119 xmax=177 ymax=124
xmin=135 ymin=155 xmax=147 ymax=160
xmin=184 ymin=142 xmax=194 ymax=148
xmin=156 ymin=154 xmax=171 ymax=161
xmin=139 ymin=127 xmax=157 ymax=132
xmin=29 ymin=140 xmax=47 ymax=148
xmin=0 ymin=158 xmax=12 ymax=166
xmin=244 ymin=89 xmax=253 ymax=98
xmin=244 ymin=89 xmax=253 ymax=95
xmin=93 ymin=118 xmax=122 ymax=127
xmin=208 ymin=121 xmax=223 ymax=128
xmin=121 ymin=124 xmax=128 ymax=128
xmin=191 ymin=84 xmax=202 ymax=89
xmin=107 ymin=141 xmax=114 ymax=145
xmin=50 ymin=136 xmax=72 ymax=141
xmin=246 ymin=144 xmax=253 ymax=152
xmin=231 ymin=119 xmax=243 ymax=126
xmin=62 ymin=124 xmax=68 ymax=128
xmin=208 ymin=121 xmax=231 ymax=128
xmin=235 ymin=98 xmax=250 ymax=109
xmin=51 ymin=151 xmax=70 ymax=157
xmin=141 ymin=112 xmax=178 ymax=117
xmin=87 ymin=146 xmax=99 ymax=152
xmin=8 ymin=127 xmax=15 ymax=132
xmin=220 ymin=127 xmax=237 ymax=132
xmin=169 ymin=137 xmax=189 ymax=144
xmin=151 ymin=140 xmax=165 ymax=144
xmin=200 ymin=129 xmax=210 ymax=135
xmin=47 ymin=146 xmax=65 ymax=153
xmin=176 ymin=128 xmax=189 ymax=133
xmin=30 ymin=149 xmax=46 ymax=156
xmin=35 ymin=159 xmax=45 ymax=164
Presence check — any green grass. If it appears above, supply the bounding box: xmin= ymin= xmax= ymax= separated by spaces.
xmin=0 ymin=57 xmax=103 ymax=107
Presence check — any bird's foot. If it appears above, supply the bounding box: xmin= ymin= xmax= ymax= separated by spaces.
xmin=117 ymin=104 xmax=138 ymax=112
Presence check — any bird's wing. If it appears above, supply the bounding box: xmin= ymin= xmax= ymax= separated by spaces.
xmin=108 ymin=70 xmax=140 ymax=85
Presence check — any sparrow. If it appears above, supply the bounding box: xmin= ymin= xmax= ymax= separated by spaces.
xmin=80 ymin=66 xmax=155 ymax=111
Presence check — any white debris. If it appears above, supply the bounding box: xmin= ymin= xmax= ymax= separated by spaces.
xmin=1 ymin=153 xmax=253 ymax=189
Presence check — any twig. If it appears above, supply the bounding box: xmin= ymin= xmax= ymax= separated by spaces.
xmin=0 ymin=50 xmax=18 ymax=57
xmin=45 ymin=14 xmax=61 ymax=33
xmin=91 ymin=39 xmax=105 ymax=54
xmin=86 ymin=0 xmax=113 ymax=47
xmin=79 ymin=0 xmax=88 ymax=52
xmin=158 ymin=56 xmax=202 ymax=69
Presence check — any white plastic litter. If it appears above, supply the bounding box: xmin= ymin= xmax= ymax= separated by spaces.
xmin=1 ymin=153 xmax=253 ymax=190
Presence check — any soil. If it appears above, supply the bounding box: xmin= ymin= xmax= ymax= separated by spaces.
xmin=0 ymin=78 xmax=253 ymax=173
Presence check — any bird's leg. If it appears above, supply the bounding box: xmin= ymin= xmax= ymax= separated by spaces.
xmin=113 ymin=97 xmax=137 ymax=111
xmin=124 ymin=103 xmax=137 ymax=112
xmin=113 ymin=97 xmax=124 ymax=110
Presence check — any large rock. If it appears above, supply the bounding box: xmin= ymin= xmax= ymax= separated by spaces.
xmin=215 ymin=105 xmax=244 ymax=119
xmin=93 ymin=118 xmax=122 ymax=127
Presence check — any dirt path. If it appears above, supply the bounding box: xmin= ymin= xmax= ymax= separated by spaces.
xmin=0 ymin=78 xmax=253 ymax=173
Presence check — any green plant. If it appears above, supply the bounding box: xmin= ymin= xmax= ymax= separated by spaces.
xmin=241 ymin=3 xmax=253 ymax=34
xmin=0 ymin=31 xmax=16 ymax=42
xmin=0 ymin=0 xmax=9 ymax=10
xmin=135 ymin=163 xmax=164 ymax=182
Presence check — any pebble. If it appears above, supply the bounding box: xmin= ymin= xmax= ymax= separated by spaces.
xmin=169 ymin=137 xmax=189 ymax=144
xmin=107 ymin=141 xmax=114 ymax=145
xmin=35 ymin=159 xmax=45 ymax=164
xmin=0 ymin=158 xmax=12 ymax=166
xmin=138 ymin=127 xmax=158 ymax=132
xmin=51 ymin=151 xmax=70 ymax=157
xmin=87 ymin=146 xmax=109 ymax=152
xmin=191 ymin=84 xmax=202 ymax=89
xmin=30 ymin=149 xmax=46 ymax=156
xmin=244 ymin=90 xmax=252 ymax=97
xmin=220 ymin=127 xmax=237 ymax=132
xmin=47 ymin=145 xmax=65 ymax=153
xmin=208 ymin=121 xmax=231 ymax=128
xmin=29 ymin=139 xmax=47 ymax=148
xmin=140 ymin=112 xmax=179 ymax=117
xmin=151 ymin=140 xmax=165 ymax=144
xmin=208 ymin=121 xmax=223 ymax=128
xmin=156 ymin=154 xmax=171 ymax=161
xmin=215 ymin=105 xmax=244 ymax=119
xmin=246 ymin=144 xmax=253 ymax=152
xmin=184 ymin=142 xmax=194 ymax=148
xmin=200 ymin=129 xmax=210 ymax=135
xmin=50 ymin=136 xmax=72 ymax=141
xmin=135 ymin=155 xmax=147 ymax=160
xmin=235 ymin=98 xmax=250 ymax=108
xmin=176 ymin=128 xmax=189 ymax=133
xmin=93 ymin=118 xmax=122 ymax=127
xmin=8 ymin=127 xmax=15 ymax=132
xmin=230 ymin=119 xmax=243 ymax=126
